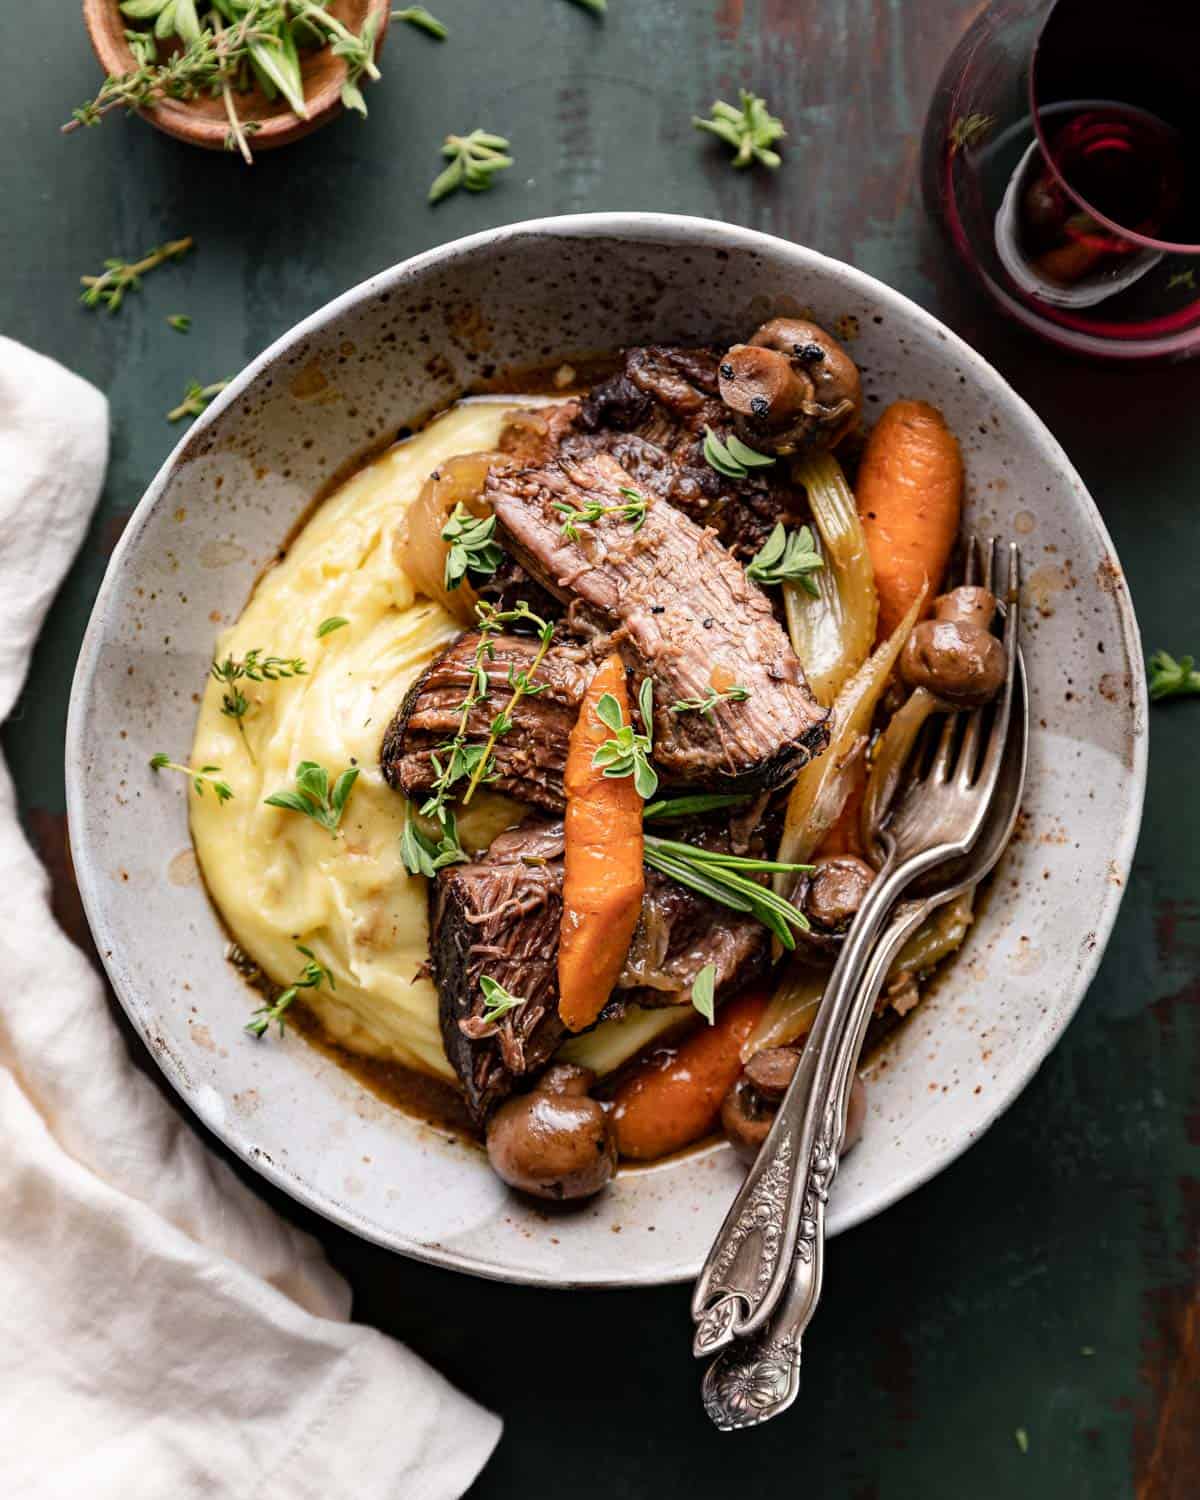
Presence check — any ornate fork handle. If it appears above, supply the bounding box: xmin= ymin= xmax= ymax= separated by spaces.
xmin=691 ymin=847 xmax=936 ymax=1355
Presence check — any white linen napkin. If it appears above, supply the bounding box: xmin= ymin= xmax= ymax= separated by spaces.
xmin=0 ymin=337 xmax=501 ymax=1500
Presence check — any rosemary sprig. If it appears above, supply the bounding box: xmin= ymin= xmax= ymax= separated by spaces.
xmin=149 ymin=753 xmax=233 ymax=802
xmin=745 ymin=522 xmax=823 ymax=594
xmin=79 ymin=237 xmax=193 ymax=313
xmin=265 ymin=760 xmax=359 ymax=832
xmin=245 ymin=944 xmax=333 ymax=1038
xmin=400 ymin=805 xmax=469 ymax=877
xmin=1148 ymin=649 xmax=1200 ymax=701
xmin=702 ymin=425 xmax=775 ymax=480
xmin=592 ymin=676 xmax=658 ymax=800
xmin=478 ymin=974 xmax=528 ymax=1026
xmin=670 ymin=684 xmax=751 ymax=720
xmin=393 ymin=5 xmax=447 ymax=38
xmin=693 ymin=90 xmax=785 ymax=170
xmin=642 ymin=834 xmax=812 ymax=948
xmin=442 ymin=503 xmax=504 ymax=590
xmin=166 ymin=313 xmax=192 ymax=333
xmin=428 ymin=130 xmax=514 ymax=204
xmin=691 ymin=961 xmax=717 ymax=1024
xmin=316 ymin=616 xmax=349 ymax=638
xmin=211 ymin=649 xmax=307 ymax=756
xmin=554 ymin=485 xmax=648 ymax=542
xmin=168 ymin=378 xmax=230 ymax=423
xmin=642 ymin=792 xmax=752 ymax=821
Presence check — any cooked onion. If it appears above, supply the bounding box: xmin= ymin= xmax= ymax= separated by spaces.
xmin=742 ymin=964 xmax=824 ymax=1060
xmin=892 ymin=887 xmax=975 ymax=975
xmin=858 ymin=686 xmax=940 ymax=864
xmin=394 ymin=450 xmax=499 ymax=625
xmin=784 ymin=451 xmax=877 ymax=706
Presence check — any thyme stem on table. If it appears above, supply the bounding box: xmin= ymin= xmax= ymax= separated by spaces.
xmin=80 ymin=237 xmax=193 ymax=313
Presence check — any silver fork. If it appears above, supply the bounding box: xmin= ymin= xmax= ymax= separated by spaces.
xmin=691 ymin=538 xmax=1022 ymax=1359
xmin=700 ymin=643 xmax=1028 ymax=1427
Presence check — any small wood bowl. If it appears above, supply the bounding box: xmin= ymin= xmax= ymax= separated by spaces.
xmin=82 ymin=0 xmax=392 ymax=154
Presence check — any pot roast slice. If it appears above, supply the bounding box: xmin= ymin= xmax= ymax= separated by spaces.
xmin=432 ymin=819 xmax=767 ymax=1123
xmin=381 ymin=631 xmax=593 ymax=814
xmin=486 ymin=451 xmax=830 ymax=792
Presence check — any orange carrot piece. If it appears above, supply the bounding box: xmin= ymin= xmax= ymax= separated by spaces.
xmin=611 ymin=988 xmax=769 ymax=1161
xmin=558 ymin=653 xmax=646 ymax=1032
xmin=856 ymin=399 xmax=963 ymax=641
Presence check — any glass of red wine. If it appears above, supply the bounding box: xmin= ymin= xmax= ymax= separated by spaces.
xmin=922 ymin=0 xmax=1200 ymax=359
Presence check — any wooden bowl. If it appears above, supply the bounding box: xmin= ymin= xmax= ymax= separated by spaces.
xmin=82 ymin=0 xmax=391 ymax=154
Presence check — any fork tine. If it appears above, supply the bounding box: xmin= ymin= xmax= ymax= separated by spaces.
xmin=955 ymin=538 xmax=1002 ymax=785
xmin=980 ymin=536 xmax=996 ymax=593
xmin=963 ymin=533 xmax=980 ymax=588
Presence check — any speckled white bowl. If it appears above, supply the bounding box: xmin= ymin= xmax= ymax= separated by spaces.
xmin=66 ymin=214 xmax=1146 ymax=1286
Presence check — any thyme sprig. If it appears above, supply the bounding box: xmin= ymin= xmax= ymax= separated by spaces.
xmin=265 ymin=759 xmax=359 ymax=832
xmin=642 ymin=834 xmax=812 ymax=949
xmin=745 ymin=522 xmax=823 ymax=594
xmin=693 ymin=90 xmax=785 ymax=170
xmin=392 ymin=5 xmax=447 ymax=38
xmin=245 ymin=944 xmax=333 ymax=1038
xmin=1148 ymin=649 xmax=1200 ymax=701
xmin=462 ymin=605 xmax=554 ymax=804
xmin=80 ymin=237 xmax=193 ymax=313
xmin=554 ymin=485 xmax=648 ymax=542
xmin=592 ymin=676 xmax=658 ymax=800
xmin=670 ymin=684 xmax=751 ymax=720
xmin=149 ymin=753 xmax=233 ymax=802
xmin=478 ymin=974 xmax=528 ymax=1026
xmin=211 ymin=649 xmax=307 ymax=756
xmin=168 ymin=378 xmax=230 ymax=423
xmin=702 ymin=425 xmax=775 ymax=480
xmin=441 ymin=503 xmax=504 ymax=590
xmin=429 ymin=130 xmax=514 ymax=204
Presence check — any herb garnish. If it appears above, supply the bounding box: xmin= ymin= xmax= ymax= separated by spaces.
xmin=670 ymin=684 xmax=751 ymax=720
xmin=642 ymin=792 xmax=752 ymax=821
xmin=441 ymin=503 xmax=504 ymax=590
xmin=691 ymin=962 xmax=717 ymax=1024
xmin=693 ymin=90 xmax=785 ymax=170
xmin=265 ymin=760 xmax=359 ymax=832
xmin=166 ymin=313 xmax=192 ymax=333
xmin=428 ymin=130 xmax=514 ymax=204
xmin=592 ymin=677 xmax=658 ymax=800
xmin=316 ymin=616 xmax=349 ymax=638
xmin=554 ymin=486 xmax=648 ymax=542
xmin=1148 ymin=649 xmax=1200 ymax=700
xmin=211 ymin=649 xmax=307 ymax=757
xmin=478 ymin=974 xmax=528 ymax=1026
xmin=149 ymin=753 xmax=233 ymax=802
xmin=168 ymin=378 xmax=230 ymax=423
xmin=566 ymin=0 xmax=607 ymax=14
xmin=948 ymin=113 xmax=996 ymax=155
xmin=745 ymin=522 xmax=824 ymax=594
xmin=400 ymin=806 xmax=469 ymax=876
xmin=702 ymin=426 xmax=775 ymax=481
xmin=245 ymin=944 xmax=333 ymax=1038
xmin=1168 ymin=269 xmax=1197 ymax=292
xmin=642 ymin=835 xmax=812 ymax=948
xmin=79 ymin=237 xmax=193 ymax=314
xmin=393 ymin=5 xmax=447 ymax=38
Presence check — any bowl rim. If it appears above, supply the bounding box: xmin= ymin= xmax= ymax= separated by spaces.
xmin=65 ymin=212 xmax=1147 ymax=1286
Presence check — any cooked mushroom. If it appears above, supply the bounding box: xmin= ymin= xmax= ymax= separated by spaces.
xmin=717 ymin=318 xmax=862 ymax=455
xmin=721 ymin=1045 xmax=867 ymax=1164
xmin=804 ymin=855 xmax=875 ymax=933
xmin=486 ymin=1063 xmax=617 ymax=1200
xmin=900 ymin=585 xmax=1005 ymax=708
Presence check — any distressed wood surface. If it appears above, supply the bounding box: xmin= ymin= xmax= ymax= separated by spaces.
xmin=1 ymin=2 xmax=1197 ymax=1495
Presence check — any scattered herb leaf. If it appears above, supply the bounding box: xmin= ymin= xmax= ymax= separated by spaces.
xmin=442 ymin=502 xmax=504 ymax=590
xmin=948 ymin=113 xmax=996 ymax=154
xmin=691 ymin=961 xmax=717 ymax=1024
xmin=400 ymin=805 xmax=469 ymax=876
xmin=316 ymin=616 xmax=349 ymax=638
xmin=79 ymin=237 xmax=192 ymax=314
xmin=149 ymin=752 xmax=233 ymax=802
xmin=478 ymin=974 xmax=528 ymax=1026
xmin=554 ymin=485 xmax=648 ymax=542
xmin=245 ymin=944 xmax=334 ymax=1038
xmin=565 ymin=0 xmax=607 ymax=14
xmin=1014 ymin=1428 xmax=1029 ymax=1455
xmin=1148 ymin=649 xmax=1200 ymax=701
xmin=702 ymin=425 xmax=775 ymax=480
xmin=592 ymin=676 xmax=658 ymax=800
xmin=1167 ymin=269 xmax=1196 ymax=292
xmin=670 ymin=684 xmax=751 ymax=719
xmin=428 ymin=129 xmax=513 ymax=204
xmin=392 ymin=5 xmax=447 ymax=38
xmin=265 ymin=759 xmax=359 ymax=832
xmin=168 ymin=377 xmax=230 ymax=423
xmin=693 ymin=90 xmax=785 ymax=170
xmin=745 ymin=522 xmax=824 ymax=594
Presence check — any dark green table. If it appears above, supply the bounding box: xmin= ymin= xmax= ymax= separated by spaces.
xmin=3 ymin=3 xmax=1197 ymax=1495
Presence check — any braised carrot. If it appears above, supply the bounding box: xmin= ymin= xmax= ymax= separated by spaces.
xmin=855 ymin=399 xmax=963 ymax=640
xmin=558 ymin=653 xmax=646 ymax=1032
xmin=610 ymin=988 xmax=769 ymax=1161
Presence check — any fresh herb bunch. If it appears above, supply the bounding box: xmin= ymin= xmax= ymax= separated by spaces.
xmin=265 ymin=759 xmax=359 ymax=832
xmin=66 ymin=0 xmax=383 ymax=164
xmin=702 ymin=426 xmax=775 ymax=481
xmin=693 ymin=90 xmax=785 ymax=170
xmin=316 ymin=616 xmax=348 ymax=638
xmin=168 ymin=377 xmax=230 ymax=423
xmin=478 ymin=975 xmax=528 ymax=1026
xmin=745 ymin=522 xmax=824 ymax=594
xmin=642 ymin=834 xmax=812 ymax=948
xmin=554 ymin=486 xmax=648 ymax=542
xmin=392 ymin=5 xmax=446 ymax=38
xmin=441 ymin=503 xmax=504 ymax=590
xmin=80 ymin=237 xmax=193 ymax=313
xmin=400 ymin=806 xmax=469 ymax=877
xmin=691 ymin=961 xmax=717 ymax=1024
xmin=592 ymin=677 xmax=658 ymax=800
xmin=670 ymin=684 xmax=751 ymax=720
xmin=245 ymin=943 xmax=333 ymax=1037
xmin=1148 ymin=649 xmax=1200 ymax=700
xmin=428 ymin=130 xmax=514 ymax=204
xmin=211 ymin=649 xmax=306 ymax=756
xmin=149 ymin=752 xmax=233 ymax=802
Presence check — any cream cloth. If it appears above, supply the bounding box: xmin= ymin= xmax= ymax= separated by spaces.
xmin=0 ymin=337 xmax=501 ymax=1499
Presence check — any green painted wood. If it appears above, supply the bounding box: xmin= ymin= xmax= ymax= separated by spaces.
xmin=1 ymin=2 xmax=1196 ymax=1494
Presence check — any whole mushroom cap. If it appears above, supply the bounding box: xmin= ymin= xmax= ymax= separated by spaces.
xmin=717 ymin=317 xmax=862 ymax=455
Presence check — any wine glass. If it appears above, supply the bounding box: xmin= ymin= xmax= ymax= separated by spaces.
xmin=922 ymin=0 xmax=1200 ymax=360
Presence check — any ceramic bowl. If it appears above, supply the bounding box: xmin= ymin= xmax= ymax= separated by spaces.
xmin=66 ymin=214 xmax=1146 ymax=1286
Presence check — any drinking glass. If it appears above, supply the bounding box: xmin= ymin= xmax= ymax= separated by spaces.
xmin=922 ymin=0 xmax=1200 ymax=359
